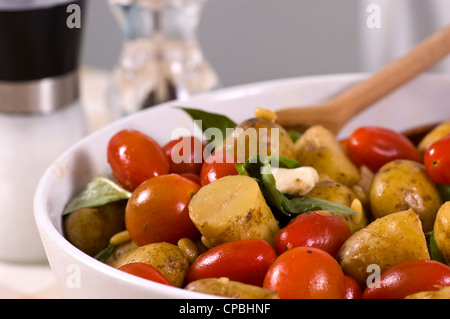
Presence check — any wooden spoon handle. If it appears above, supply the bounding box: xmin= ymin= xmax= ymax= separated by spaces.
xmin=329 ymin=24 xmax=450 ymax=121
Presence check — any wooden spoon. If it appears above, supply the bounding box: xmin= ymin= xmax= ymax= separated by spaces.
xmin=276 ymin=24 xmax=450 ymax=134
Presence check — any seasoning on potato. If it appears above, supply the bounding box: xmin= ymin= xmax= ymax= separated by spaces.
xmin=294 ymin=125 xmax=360 ymax=187
xmin=112 ymin=242 xmax=190 ymax=287
xmin=304 ymin=178 xmax=368 ymax=233
xmin=185 ymin=277 xmax=279 ymax=299
xmin=217 ymin=117 xmax=296 ymax=162
xmin=369 ymin=159 xmax=443 ymax=232
xmin=188 ymin=175 xmax=280 ymax=248
xmin=338 ymin=209 xmax=430 ymax=287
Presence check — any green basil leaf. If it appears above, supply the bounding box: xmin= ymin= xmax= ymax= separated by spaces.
xmin=286 ymin=197 xmax=358 ymax=216
xmin=178 ymin=107 xmax=237 ymax=148
xmin=272 ymin=156 xmax=301 ymax=169
xmin=429 ymin=231 xmax=449 ymax=265
xmin=235 ymin=162 xmax=249 ymax=176
xmin=94 ymin=244 xmax=116 ymax=263
xmin=238 ymin=154 xmax=357 ymax=223
xmin=288 ymin=130 xmax=302 ymax=143
xmin=242 ymin=155 xmax=283 ymax=212
xmin=438 ymin=184 xmax=450 ymax=201
xmin=62 ymin=175 xmax=132 ymax=216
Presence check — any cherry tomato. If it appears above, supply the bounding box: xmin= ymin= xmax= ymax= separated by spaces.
xmin=187 ymin=238 xmax=276 ymax=287
xmin=363 ymin=259 xmax=450 ymax=299
xmin=344 ymin=275 xmax=363 ymax=299
xmin=125 ymin=174 xmax=201 ymax=246
xmin=179 ymin=172 xmax=201 ymax=185
xmin=424 ymin=134 xmax=450 ymax=185
xmin=263 ymin=247 xmax=346 ymax=299
xmin=274 ymin=210 xmax=351 ymax=258
xmin=163 ymin=136 xmax=205 ymax=175
xmin=347 ymin=126 xmax=421 ymax=172
xmin=119 ymin=262 xmax=173 ymax=286
xmin=200 ymin=152 xmax=238 ymax=186
xmin=107 ymin=129 xmax=170 ymax=191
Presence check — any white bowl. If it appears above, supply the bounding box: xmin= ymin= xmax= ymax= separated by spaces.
xmin=34 ymin=73 xmax=450 ymax=298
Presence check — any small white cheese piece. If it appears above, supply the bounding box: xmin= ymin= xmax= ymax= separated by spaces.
xmin=271 ymin=166 xmax=319 ymax=196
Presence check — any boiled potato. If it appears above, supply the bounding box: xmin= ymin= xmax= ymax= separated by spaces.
xmin=294 ymin=125 xmax=360 ymax=186
xmin=112 ymin=242 xmax=190 ymax=287
xmin=418 ymin=121 xmax=450 ymax=154
xmin=405 ymin=286 xmax=450 ymax=299
xmin=338 ymin=209 xmax=430 ymax=287
xmin=433 ymin=201 xmax=450 ymax=264
xmin=217 ymin=117 xmax=296 ymax=162
xmin=304 ymin=179 xmax=368 ymax=233
xmin=188 ymin=175 xmax=280 ymax=248
xmin=185 ymin=277 xmax=279 ymax=299
xmin=105 ymin=240 xmax=138 ymax=265
xmin=63 ymin=201 xmax=126 ymax=257
xmin=369 ymin=159 xmax=442 ymax=232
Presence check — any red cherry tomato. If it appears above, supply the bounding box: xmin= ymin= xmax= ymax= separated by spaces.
xmin=125 ymin=174 xmax=201 ymax=246
xmin=363 ymin=259 xmax=450 ymax=299
xmin=187 ymin=238 xmax=276 ymax=287
xmin=424 ymin=134 xmax=450 ymax=185
xmin=179 ymin=173 xmax=201 ymax=185
xmin=119 ymin=262 xmax=173 ymax=286
xmin=347 ymin=126 xmax=421 ymax=172
xmin=200 ymin=152 xmax=238 ymax=186
xmin=274 ymin=210 xmax=351 ymax=258
xmin=344 ymin=275 xmax=363 ymax=299
xmin=263 ymin=247 xmax=346 ymax=299
xmin=163 ymin=136 xmax=205 ymax=175
xmin=107 ymin=129 xmax=170 ymax=191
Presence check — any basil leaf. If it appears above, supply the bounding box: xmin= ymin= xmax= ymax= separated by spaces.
xmin=438 ymin=184 xmax=450 ymax=201
xmin=429 ymin=231 xmax=449 ymax=265
xmin=273 ymin=156 xmax=301 ymax=169
xmin=178 ymin=107 xmax=237 ymax=148
xmin=286 ymin=197 xmax=358 ymax=216
xmin=288 ymin=130 xmax=302 ymax=143
xmin=62 ymin=175 xmax=132 ymax=216
xmin=238 ymin=154 xmax=357 ymax=223
xmin=235 ymin=162 xmax=249 ymax=176
xmin=94 ymin=244 xmax=116 ymax=263
xmin=242 ymin=155 xmax=283 ymax=212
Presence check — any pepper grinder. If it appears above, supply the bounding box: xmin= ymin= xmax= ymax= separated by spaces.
xmin=0 ymin=0 xmax=87 ymax=263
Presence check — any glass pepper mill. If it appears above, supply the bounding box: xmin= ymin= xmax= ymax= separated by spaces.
xmin=107 ymin=0 xmax=219 ymax=117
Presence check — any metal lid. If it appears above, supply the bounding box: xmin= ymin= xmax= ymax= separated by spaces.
xmin=0 ymin=71 xmax=79 ymax=114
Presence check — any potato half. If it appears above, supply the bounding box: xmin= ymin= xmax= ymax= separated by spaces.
xmin=188 ymin=175 xmax=280 ymax=248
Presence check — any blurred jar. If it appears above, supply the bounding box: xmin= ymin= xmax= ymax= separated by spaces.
xmin=0 ymin=0 xmax=87 ymax=263
xmin=107 ymin=0 xmax=219 ymax=117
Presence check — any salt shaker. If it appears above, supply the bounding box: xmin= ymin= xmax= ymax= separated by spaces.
xmin=0 ymin=0 xmax=87 ymax=263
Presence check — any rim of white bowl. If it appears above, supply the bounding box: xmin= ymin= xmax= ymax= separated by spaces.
xmin=33 ymin=72 xmax=448 ymax=298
